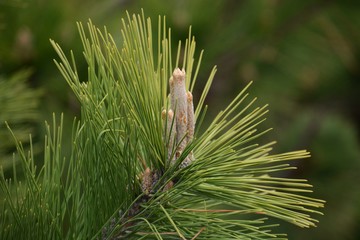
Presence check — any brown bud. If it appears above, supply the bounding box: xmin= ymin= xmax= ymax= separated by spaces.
xmin=141 ymin=168 xmax=153 ymax=195
xmin=163 ymin=180 xmax=174 ymax=191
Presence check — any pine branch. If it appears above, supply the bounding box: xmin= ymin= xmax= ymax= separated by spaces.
xmin=0 ymin=11 xmax=324 ymax=239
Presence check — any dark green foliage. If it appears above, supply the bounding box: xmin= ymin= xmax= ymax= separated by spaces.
xmin=0 ymin=70 xmax=41 ymax=170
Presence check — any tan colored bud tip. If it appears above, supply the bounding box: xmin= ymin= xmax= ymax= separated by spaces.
xmin=172 ymin=68 xmax=186 ymax=83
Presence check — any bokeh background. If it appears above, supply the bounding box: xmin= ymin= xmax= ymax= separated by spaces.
xmin=1 ymin=0 xmax=359 ymax=239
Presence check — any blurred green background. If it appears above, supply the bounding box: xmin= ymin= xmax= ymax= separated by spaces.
xmin=1 ymin=0 xmax=359 ymax=239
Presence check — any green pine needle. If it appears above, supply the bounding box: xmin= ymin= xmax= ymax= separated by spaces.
xmin=0 ymin=70 xmax=42 ymax=170
xmin=0 ymin=10 xmax=324 ymax=239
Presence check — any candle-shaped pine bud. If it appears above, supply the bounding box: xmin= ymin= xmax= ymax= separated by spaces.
xmin=171 ymin=68 xmax=188 ymax=152
xmin=162 ymin=109 xmax=176 ymax=165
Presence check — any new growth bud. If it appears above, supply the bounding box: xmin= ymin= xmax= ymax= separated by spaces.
xmin=170 ymin=68 xmax=188 ymax=153
xmin=164 ymin=68 xmax=196 ymax=168
xmin=141 ymin=168 xmax=160 ymax=196
xmin=141 ymin=168 xmax=153 ymax=195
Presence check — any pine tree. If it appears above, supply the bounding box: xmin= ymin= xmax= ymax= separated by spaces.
xmin=0 ymin=11 xmax=324 ymax=239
